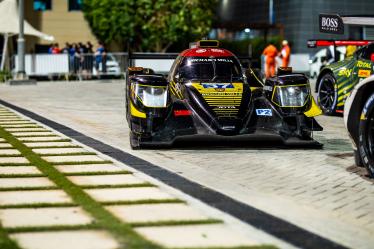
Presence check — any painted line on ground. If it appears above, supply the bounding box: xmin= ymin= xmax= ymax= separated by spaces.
xmin=0 ymin=99 xmax=349 ymax=249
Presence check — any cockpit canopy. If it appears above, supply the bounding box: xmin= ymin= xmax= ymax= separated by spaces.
xmin=170 ymin=40 xmax=244 ymax=83
xmin=178 ymin=57 xmax=242 ymax=82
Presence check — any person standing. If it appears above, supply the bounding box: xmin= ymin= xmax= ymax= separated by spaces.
xmin=280 ymin=40 xmax=291 ymax=67
xmin=262 ymin=43 xmax=278 ymax=78
xmin=95 ymin=42 xmax=106 ymax=74
xmin=52 ymin=43 xmax=61 ymax=54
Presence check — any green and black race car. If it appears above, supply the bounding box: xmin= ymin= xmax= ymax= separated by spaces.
xmin=316 ymin=42 xmax=374 ymax=114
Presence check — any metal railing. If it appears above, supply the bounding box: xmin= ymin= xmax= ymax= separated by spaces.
xmin=10 ymin=52 xmax=256 ymax=81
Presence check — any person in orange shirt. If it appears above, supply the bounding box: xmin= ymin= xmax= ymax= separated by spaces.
xmin=280 ymin=40 xmax=291 ymax=68
xmin=262 ymin=43 xmax=278 ymax=78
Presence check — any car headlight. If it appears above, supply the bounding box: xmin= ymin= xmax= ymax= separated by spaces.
xmin=132 ymin=83 xmax=168 ymax=107
xmin=272 ymin=85 xmax=310 ymax=107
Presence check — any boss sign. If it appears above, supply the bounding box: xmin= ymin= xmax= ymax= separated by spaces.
xmin=319 ymin=14 xmax=344 ymax=34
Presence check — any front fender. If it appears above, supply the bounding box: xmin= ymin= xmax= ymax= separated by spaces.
xmin=344 ymin=75 xmax=374 ymax=149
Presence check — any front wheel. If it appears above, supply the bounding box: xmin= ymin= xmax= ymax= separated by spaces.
xmin=317 ymin=73 xmax=338 ymax=115
xmin=358 ymin=93 xmax=374 ymax=177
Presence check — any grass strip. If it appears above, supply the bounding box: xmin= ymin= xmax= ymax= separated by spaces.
xmin=0 ymin=224 xmax=22 ymax=249
xmin=49 ymin=160 xmax=113 ymax=165
xmin=15 ymin=135 xmax=59 ymax=138
xmin=37 ymin=152 xmax=97 ymax=157
xmin=0 ymin=119 xmax=25 ymax=121
xmin=17 ymin=139 xmax=72 ymax=143
xmin=0 ymin=163 xmax=32 ymax=166
xmin=6 ymin=130 xmax=49 ymax=133
xmin=130 ymin=219 xmax=223 ymax=228
xmin=63 ymin=171 xmax=132 ymax=176
xmin=0 ymin=173 xmax=44 ymax=178
xmin=5 ymin=224 xmax=99 ymax=234
xmin=0 ymin=203 xmax=78 ymax=209
xmin=0 ymin=186 xmax=59 ymax=191
xmin=102 ymin=199 xmax=185 ymax=206
xmin=0 ymin=154 xmax=26 ymax=157
xmin=27 ymin=146 xmax=81 ymax=149
xmin=0 ymin=127 xmax=163 ymax=249
xmin=176 ymin=246 xmax=278 ymax=249
xmin=2 ymin=126 xmax=41 ymax=129
xmin=81 ymin=183 xmax=155 ymax=189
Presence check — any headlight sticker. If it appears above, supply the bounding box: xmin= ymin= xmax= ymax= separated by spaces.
xmin=256 ymin=109 xmax=272 ymax=116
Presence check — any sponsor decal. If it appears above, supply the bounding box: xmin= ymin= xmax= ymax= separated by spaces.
xmin=319 ymin=14 xmax=344 ymax=34
xmin=357 ymin=61 xmax=371 ymax=69
xmin=201 ymin=83 xmax=234 ymax=89
xmin=196 ymin=49 xmax=207 ymax=53
xmin=189 ymin=58 xmax=233 ymax=63
xmin=256 ymin=109 xmax=272 ymax=116
xmin=338 ymin=68 xmax=352 ymax=77
xmin=217 ymin=106 xmax=236 ymax=109
xmin=358 ymin=69 xmax=371 ymax=78
xmin=211 ymin=48 xmax=224 ymax=53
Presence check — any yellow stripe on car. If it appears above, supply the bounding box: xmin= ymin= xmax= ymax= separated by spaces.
xmin=130 ymin=102 xmax=146 ymax=118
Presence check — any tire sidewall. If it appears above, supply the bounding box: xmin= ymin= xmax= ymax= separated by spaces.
xmin=358 ymin=93 xmax=374 ymax=177
xmin=317 ymin=73 xmax=338 ymax=115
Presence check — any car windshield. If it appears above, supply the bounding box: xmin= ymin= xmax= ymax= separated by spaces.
xmin=178 ymin=57 xmax=242 ymax=82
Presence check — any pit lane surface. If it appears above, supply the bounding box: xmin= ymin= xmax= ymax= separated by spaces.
xmin=0 ymin=81 xmax=373 ymax=249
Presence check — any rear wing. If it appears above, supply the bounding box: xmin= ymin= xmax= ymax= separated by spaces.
xmin=307 ymin=40 xmax=374 ymax=48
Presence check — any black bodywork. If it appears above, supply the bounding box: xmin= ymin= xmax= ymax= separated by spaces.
xmin=125 ymin=48 xmax=323 ymax=149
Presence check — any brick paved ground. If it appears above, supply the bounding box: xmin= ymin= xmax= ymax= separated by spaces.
xmin=0 ymin=81 xmax=373 ymax=249
xmin=0 ymin=105 xmax=274 ymax=249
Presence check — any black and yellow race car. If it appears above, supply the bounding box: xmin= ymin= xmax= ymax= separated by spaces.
xmin=125 ymin=40 xmax=323 ymax=149
xmin=316 ymin=41 xmax=374 ymax=115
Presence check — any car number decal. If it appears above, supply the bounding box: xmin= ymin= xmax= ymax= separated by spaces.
xmin=256 ymin=109 xmax=272 ymax=116
xmin=201 ymin=83 xmax=234 ymax=89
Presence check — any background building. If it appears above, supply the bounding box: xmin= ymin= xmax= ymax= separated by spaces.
xmin=217 ymin=0 xmax=374 ymax=54
xmin=25 ymin=0 xmax=97 ymax=52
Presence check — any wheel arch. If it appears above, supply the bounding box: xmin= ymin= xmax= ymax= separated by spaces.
xmin=315 ymin=68 xmax=334 ymax=93
xmin=347 ymin=80 xmax=374 ymax=147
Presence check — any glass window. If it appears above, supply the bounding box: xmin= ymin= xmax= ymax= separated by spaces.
xmin=178 ymin=57 xmax=242 ymax=82
xmin=34 ymin=0 xmax=51 ymax=11
xmin=68 ymin=0 xmax=82 ymax=11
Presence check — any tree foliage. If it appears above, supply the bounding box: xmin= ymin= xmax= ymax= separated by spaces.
xmin=82 ymin=0 xmax=217 ymax=52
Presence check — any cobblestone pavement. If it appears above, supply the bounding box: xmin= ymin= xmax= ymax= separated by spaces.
xmin=0 ymin=81 xmax=373 ymax=249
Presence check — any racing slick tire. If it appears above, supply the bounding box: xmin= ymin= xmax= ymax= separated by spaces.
xmin=358 ymin=93 xmax=374 ymax=177
xmin=130 ymin=132 xmax=141 ymax=150
xmin=354 ymin=150 xmax=364 ymax=167
xmin=317 ymin=73 xmax=338 ymax=115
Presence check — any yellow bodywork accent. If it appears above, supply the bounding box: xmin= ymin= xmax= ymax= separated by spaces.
xmin=304 ymin=97 xmax=322 ymax=117
xmin=338 ymin=92 xmax=351 ymax=102
xmin=360 ymin=113 xmax=366 ymax=120
xmin=192 ymin=82 xmax=243 ymax=117
xmin=250 ymin=87 xmax=262 ymax=91
xmin=130 ymin=102 xmax=146 ymax=118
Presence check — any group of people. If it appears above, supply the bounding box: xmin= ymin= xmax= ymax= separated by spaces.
xmin=262 ymin=40 xmax=291 ymax=78
xmin=48 ymin=42 xmax=107 ymax=76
